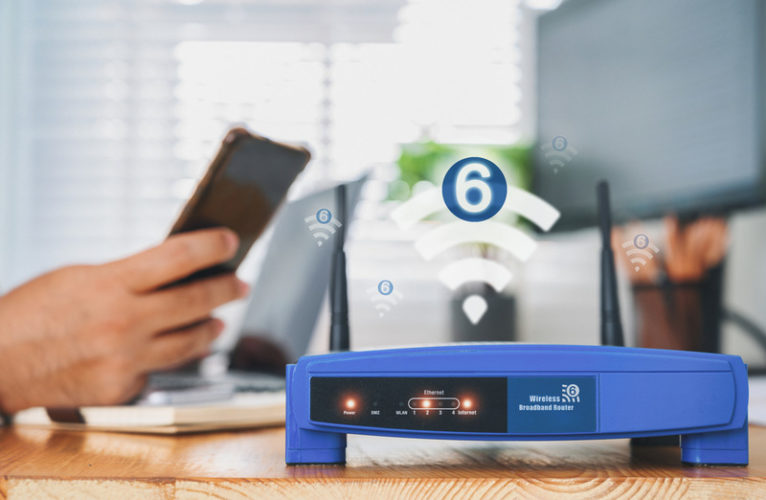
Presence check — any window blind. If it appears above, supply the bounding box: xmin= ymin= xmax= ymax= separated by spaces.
xmin=4 ymin=0 xmax=527 ymax=288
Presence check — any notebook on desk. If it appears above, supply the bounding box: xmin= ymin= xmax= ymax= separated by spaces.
xmin=12 ymin=372 xmax=286 ymax=434
xmin=12 ymin=394 xmax=286 ymax=434
xmin=11 ymin=179 xmax=365 ymax=434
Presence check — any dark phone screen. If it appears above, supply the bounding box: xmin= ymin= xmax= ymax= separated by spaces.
xmin=171 ymin=135 xmax=309 ymax=281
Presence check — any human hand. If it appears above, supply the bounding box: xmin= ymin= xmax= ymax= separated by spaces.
xmin=664 ymin=216 xmax=728 ymax=282
xmin=0 ymin=228 xmax=249 ymax=413
xmin=611 ymin=216 xmax=728 ymax=284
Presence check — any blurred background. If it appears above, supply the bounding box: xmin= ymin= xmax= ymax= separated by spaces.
xmin=1 ymin=0 xmax=765 ymax=368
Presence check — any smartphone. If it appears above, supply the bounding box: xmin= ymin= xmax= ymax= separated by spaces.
xmin=169 ymin=128 xmax=311 ymax=282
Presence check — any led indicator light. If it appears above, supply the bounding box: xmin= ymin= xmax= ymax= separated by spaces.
xmin=345 ymin=398 xmax=356 ymax=410
xmin=408 ymin=397 xmax=461 ymax=410
xmin=462 ymin=399 xmax=473 ymax=409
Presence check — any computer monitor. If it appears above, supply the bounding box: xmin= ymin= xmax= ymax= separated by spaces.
xmin=533 ymin=0 xmax=766 ymax=230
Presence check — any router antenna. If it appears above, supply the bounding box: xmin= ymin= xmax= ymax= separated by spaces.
xmin=329 ymin=184 xmax=350 ymax=351
xmin=597 ymin=180 xmax=625 ymax=347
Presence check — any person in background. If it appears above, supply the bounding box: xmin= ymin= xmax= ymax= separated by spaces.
xmin=0 ymin=228 xmax=249 ymax=415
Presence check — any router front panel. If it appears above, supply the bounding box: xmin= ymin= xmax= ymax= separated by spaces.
xmin=309 ymin=375 xmax=603 ymax=434
xmin=311 ymin=376 xmax=508 ymax=433
xmin=286 ymin=345 xmax=749 ymax=466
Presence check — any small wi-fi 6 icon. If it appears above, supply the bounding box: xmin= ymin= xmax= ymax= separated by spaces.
xmin=392 ymin=157 xmax=560 ymax=325
xmin=561 ymin=384 xmax=581 ymax=403
xmin=622 ymin=233 xmax=660 ymax=272
xmin=367 ymin=280 xmax=403 ymax=318
xmin=541 ymin=136 xmax=578 ymax=173
xmin=305 ymin=208 xmax=342 ymax=247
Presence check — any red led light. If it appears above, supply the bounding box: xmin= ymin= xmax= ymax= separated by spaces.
xmin=422 ymin=399 xmax=432 ymax=408
xmin=345 ymin=398 xmax=356 ymax=410
xmin=462 ymin=399 xmax=473 ymax=409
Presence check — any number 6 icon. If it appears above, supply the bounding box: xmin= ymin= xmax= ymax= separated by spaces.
xmin=442 ymin=157 xmax=507 ymax=222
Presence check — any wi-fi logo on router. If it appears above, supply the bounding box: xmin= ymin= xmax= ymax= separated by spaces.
xmin=367 ymin=280 xmax=403 ymax=317
xmin=391 ymin=157 xmax=560 ymax=325
xmin=622 ymin=233 xmax=660 ymax=272
xmin=304 ymin=208 xmax=342 ymax=247
xmin=561 ymin=384 xmax=580 ymax=403
xmin=541 ymin=136 xmax=578 ymax=173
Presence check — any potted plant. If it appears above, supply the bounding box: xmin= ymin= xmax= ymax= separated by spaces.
xmin=390 ymin=141 xmax=533 ymax=342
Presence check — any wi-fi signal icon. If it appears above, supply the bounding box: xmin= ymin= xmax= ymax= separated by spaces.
xmin=391 ymin=157 xmax=560 ymax=325
xmin=305 ymin=208 xmax=342 ymax=247
xmin=561 ymin=384 xmax=580 ymax=403
xmin=367 ymin=280 xmax=403 ymax=318
xmin=622 ymin=233 xmax=660 ymax=272
xmin=541 ymin=136 xmax=578 ymax=172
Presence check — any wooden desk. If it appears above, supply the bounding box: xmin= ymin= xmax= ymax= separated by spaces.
xmin=1 ymin=425 xmax=765 ymax=499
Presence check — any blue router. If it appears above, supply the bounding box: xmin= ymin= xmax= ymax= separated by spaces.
xmin=285 ymin=344 xmax=749 ymax=466
xmin=287 ymin=181 xmax=749 ymax=467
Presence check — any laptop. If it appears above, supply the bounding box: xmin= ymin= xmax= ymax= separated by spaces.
xmin=139 ymin=177 xmax=366 ymax=404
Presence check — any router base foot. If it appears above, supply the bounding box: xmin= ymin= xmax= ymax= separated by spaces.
xmin=681 ymin=421 xmax=748 ymax=466
xmin=285 ymin=428 xmax=347 ymax=465
xmin=286 ymin=446 xmax=346 ymax=465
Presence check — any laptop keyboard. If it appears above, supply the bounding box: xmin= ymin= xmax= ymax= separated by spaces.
xmin=147 ymin=371 xmax=286 ymax=393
